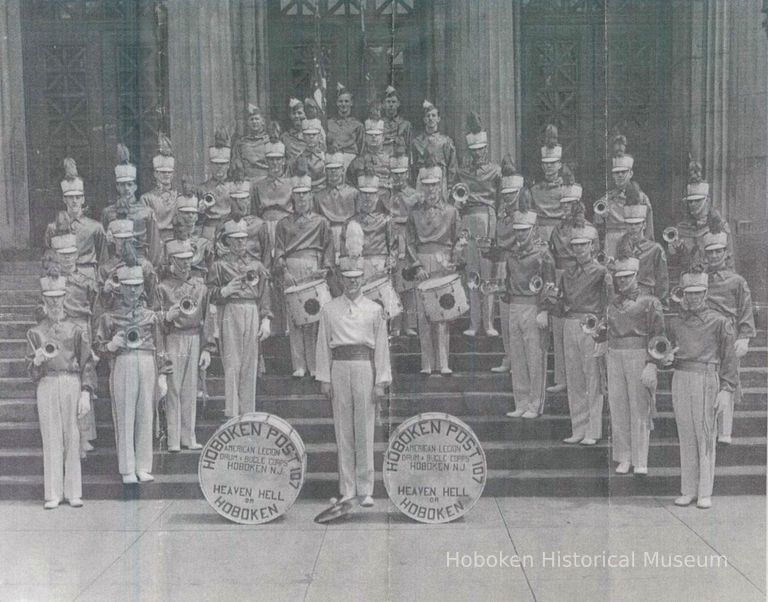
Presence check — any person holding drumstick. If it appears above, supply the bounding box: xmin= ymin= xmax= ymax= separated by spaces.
xmin=316 ymin=268 xmax=391 ymax=506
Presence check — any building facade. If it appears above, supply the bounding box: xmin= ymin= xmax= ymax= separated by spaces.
xmin=1 ymin=0 xmax=766 ymax=290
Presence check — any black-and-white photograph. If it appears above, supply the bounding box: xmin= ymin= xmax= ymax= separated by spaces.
xmin=0 ymin=0 xmax=765 ymax=600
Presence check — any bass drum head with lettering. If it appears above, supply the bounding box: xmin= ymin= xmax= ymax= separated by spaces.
xmin=198 ymin=412 xmax=307 ymax=524
xmin=383 ymin=412 xmax=486 ymax=524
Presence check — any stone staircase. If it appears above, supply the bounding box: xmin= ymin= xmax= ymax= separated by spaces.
xmin=0 ymin=260 xmax=765 ymax=500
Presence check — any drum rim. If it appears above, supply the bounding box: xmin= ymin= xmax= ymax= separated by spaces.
xmin=284 ymin=279 xmax=326 ymax=294
xmin=361 ymin=276 xmax=391 ymax=292
xmin=417 ymin=273 xmax=459 ymax=291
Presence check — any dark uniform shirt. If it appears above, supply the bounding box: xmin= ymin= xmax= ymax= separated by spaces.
xmin=102 ymin=197 xmax=163 ymax=267
xmin=289 ymin=149 xmax=326 ymax=190
xmin=315 ymin=184 xmax=358 ymax=225
xmin=383 ymin=115 xmax=412 ymax=157
xmin=213 ymin=215 xmax=272 ymax=268
xmin=98 ymin=256 xmax=159 ymax=312
xmin=504 ymin=239 xmax=556 ymax=305
xmin=327 ymin=117 xmax=364 ymax=155
xmin=232 ymin=133 xmax=270 ymax=183
xmin=253 ymin=175 xmax=294 ymax=223
xmin=593 ymin=186 xmax=655 ymax=241
xmin=674 ymin=212 xmax=734 ymax=270
xmin=631 ymin=237 xmax=669 ymax=302
xmin=606 ymin=287 xmax=665 ymax=362
xmin=405 ymin=202 xmax=459 ymax=267
xmin=459 ymin=162 xmax=501 ymax=210
xmin=26 ymin=317 xmax=97 ymax=391
xmin=549 ymin=218 xmax=596 ymax=270
xmin=410 ymin=132 xmax=458 ymax=187
xmin=706 ymin=268 xmax=755 ymax=339
xmin=140 ymin=188 xmax=179 ymax=236
xmin=44 ymin=213 xmax=107 ymax=269
xmin=157 ymin=273 xmax=216 ymax=349
xmin=559 ymin=259 xmax=608 ymax=317
xmin=281 ymin=129 xmax=306 ymax=164
xmin=346 ymin=150 xmax=391 ymax=187
xmin=341 ymin=212 xmax=395 ymax=260
xmin=273 ymin=212 xmax=335 ymax=269
xmin=206 ymin=254 xmax=272 ymax=319
xmin=198 ymin=178 xmax=233 ymax=222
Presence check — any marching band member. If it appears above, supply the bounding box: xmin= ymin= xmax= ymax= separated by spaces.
xmin=457 ymin=112 xmax=501 ymax=337
xmin=410 ymin=100 xmax=458 ymax=196
xmin=346 ymin=110 xmax=390 ymax=185
xmin=488 ymin=156 xmax=528 ymax=373
xmin=102 ymin=144 xmax=163 ymax=268
xmin=504 ymin=211 xmax=556 ymax=419
xmin=702 ymin=231 xmax=755 ymax=444
xmin=668 ymin=271 xmax=737 ymax=509
xmin=406 ymin=163 xmax=460 ymax=375
xmin=303 ymin=97 xmax=328 ymax=151
xmin=274 ymin=174 xmax=335 ymax=377
xmin=315 ymin=268 xmax=392 ymax=506
xmin=282 ymin=98 xmax=307 ymax=163
xmin=617 ymin=203 xmax=669 ymax=303
xmin=207 ymin=220 xmax=272 ymax=416
xmin=593 ymin=131 xmax=654 ymax=257
xmin=315 ymin=147 xmax=358 ymax=260
xmin=340 ymin=172 xmax=395 ymax=279
xmin=48 ymin=234 xmax=99 ymax=453
xmin=99 ymin=219 xmax=159 ymax=313
xmin=95 ymin=265 xmax=172 ymax=484
xmin=327 ymin=83 xmax=364 ymax=171
xmin=27 ymin=275 xmax=95 ymax=508
xmin=555 ymin=225 xmax=607 ymax=445
xmin=383 ymin=143 xmax=420 ymax=336
xmin=140 ymin=133 xmax=178 ymax=243
xmin=198 ymin=126 xmax=233 ymax=241
xmin=382 ymin=85 xmax=412 ymax=157
xmin=231 ymin=103 xmax=270 ymax=184
xmin=44 ymin=158 xmax=107 ymax=281
xmin=289 ymin=118 xmax=326 ymax=190
xmin=168 ymin=190 xmax=214 ymax=278
xmin=605 ymin=256 xmax=665 ymax=475
xmin=158 ymin=240 xmax=216 ymax=450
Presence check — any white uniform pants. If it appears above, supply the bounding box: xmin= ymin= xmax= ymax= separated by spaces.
xmin=37 ymin=374 xmax=82 ymax=502
xmin=221 ymin=304 xmax=261 ymax=417
xmin=111 ymin=351 xmax=156 ymax=476
xmin=286 ymin=256 xmax=320 ymax=374
xmin=166 ymin=332 xmax=201 ymax=446
xmin=563 ymin=319 xmax=603 ymax=439
xmin=508 ymin=303 xmax=547 ymax=413
xmin=551 ymin=268 xmax=566 ymax=386
xmin=415 ymin=252 xmax=450 ymax=372
xmin=717 ymin=358 xmax=741 ymax=439
xmin=460 ymin=212 xmax=494 ymax=333
xmin=330 ymin=360 xmax=375 ymax=498
xmin=672 ymin=369 xmax=719 ymax=498
xmin=607 ymin=348 xmax=652 ymax=466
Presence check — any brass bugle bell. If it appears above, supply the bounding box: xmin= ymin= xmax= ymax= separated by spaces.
xmin=529 ymin=275 xmax=544 ymax=294
xmin=647 ymin=335 xmax=672 ymax=361
xmin=479 ymin=279 xmax=505 ymax=296
xmin=245 ymin=269 xmax=259 ymax=285
xmin=451 ymin=183 xmax=469 ymax=204
xmin=467 ymin=271 xmax=481 ymax=290
xmin=41 ymin=339 xmax=60 ymax=359
xmin=580 ymin=313 xmax=601 ymax=335
xmin=201 ymin=192 xmax=216 ymax=210
xmin=179 ymin=296 xmax=197 ymax=315
xmin=401 ymin=265 xmax=418 ymax=282
xmin=593 ymin=199 xmax=608 ymax=216
xmin=111 ymin=273 xmax=121 ymax=285
xmin=662 ymin=226 xmax=678 ymax=244
xmin=670 ymin=286 xmax=684 ymax=304
xmin=126 ymin=327 xmax=142 ymax=348
xmin=596 ymin=251 xmax=614 ymax=265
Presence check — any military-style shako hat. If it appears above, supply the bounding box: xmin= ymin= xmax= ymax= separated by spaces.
xmin=209 ymin=126 xmax=231 ymax=164
xmin=229 ymin=179 xmax=250 ymax=199
xmin=176 ymin=196 xmax=200 ymax=213
xmin=422 ymin=99 xmax=437 ymax=114
xmin=222 ymin=219 xmax=248 ymax=238
xmin=117 ymin=265 xmax=144 ymax=285
xmin=465 ymin=112 xmax=488 ymax=150
xmin=60 ymin=158 xmax=84 ymax=197
xmin=541 ymin=124 xmax=562 ymax=163
xmin=560 ymin=184 xmax=583 ymax=203
xmin=247 ymin=103 xmax=261 ymax=116
xmin=681 ymin=272 xmax=708 ymax=292
xmin=115 ymin=144 xmax=137 ymax=183
xmin=418 ymin=166 xmax=442 ymax=185
xmin=623 ymin=204 xmax=648 ymax=224
xmin=569 ymin=225 xmax=598 ymax=245
xmin=703 ymin=231 xmax=728 ymax=251
xmin=301 ymin=119 xmax=322 ymax=135
xmin=364 ymin=119 xmax=384 ymax=135
xmin=166 ymin=239 xmax=194 ymax=259
xmin=500 ymin=155 xmax=523 ymax=193
xmin=357 ymin=174 xmax=379 ymax=194
xmin=292 ymin=175 xmax=312 ymax=193
xmin=384 ymin=85 xmax=400 ymax=100
xmin=108 ymin=219 xmax=135 ymax=239
xmin=41 ymin=276 xmax=67 ymax=297
xmin=612 ymin=257 xmax=639 ymax=277
xmin=389 ymin=154 xmax=409 ymax=174
xmin=153 ymin=133 xmax=175 ymax=172
xmin=265 ymin=140 xmax=286 ymax=158
xmin=325 ymin=152 xmax=345 ymax=169
xmin=336 ymin=82 xmax=352 ymax=99
xmin=511 ymin=211 xmax=538 ymax=230
xmin=610 ymin=130 xmax=634 ymax=172
xmin=51 ymin=234 xmax=78 ymax=254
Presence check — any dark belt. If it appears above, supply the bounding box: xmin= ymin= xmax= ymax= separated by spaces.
xmin=675 ymin=359 xmax=719 ymax=373
xmin=332 ymin=345 xmax=373 ymax=361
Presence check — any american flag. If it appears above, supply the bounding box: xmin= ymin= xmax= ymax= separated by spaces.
xmin=311 ymin=1 xmax=327 ymax=116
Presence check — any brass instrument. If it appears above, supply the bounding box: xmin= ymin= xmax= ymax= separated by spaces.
xmin=670 ymin=286 xmax=684 ymax=305
xmin=596 ymin=251 xmax=614 ymax=266
xmin=126 ymin=327 xmax=142 ymax=349
xmin=466 ymin=271 xmax=482 ymax=291
xmin=179 ymin=296 xmax=197 ymax=316
xmin=401 ymin=265 xmax=419 ymax=283
xmin=450 ymin=183 xmax=469 ymax=205
xmin=111 ymin=273 xmax=121 ymax=285
xmin=245 ymin=270 xmax=260 ymax=285
xmin=662 ymin=226 xmax=678 ymax=244
xmin=647 ymin=335 xmax=673 ymax=361
xmin=529 ymin=275 xmax=544 ymax=294
xmin=580 ymin=313 xmax=603 ymax=336
xmin=201 ymin=192 xmax=216 ymax=210
xmin=593 ymin=199 xmax=608 ymax=216
xmin=479 ymin=279 xmax=505 ymax=296
xmin=41 ymin=339 xmax=60 ymax=359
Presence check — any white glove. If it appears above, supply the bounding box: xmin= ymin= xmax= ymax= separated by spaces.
xmin=107 ymin=331 xmax=126 ymax=353
xmin=714 ymin=389 xmax=732 ymax=415
xmin=157 ymin=374 xmax=168 ymax=398
xmin=535 ymin=311 xmax=549 ymax=329
xmin=374 ymin=385 xmax=387 ymax=398
xmin=734 ymin=338 xmax=749 ymax=359
xmin=220 ymin=280 xmax=240 ymax=298
xmin=199 ymin=350 xmax=211 ymax=370
xmin=165 ymin=304 xmax=182 ymax=322
xmin=415 ymin=268 xmax=429 ymax=282
xmin=77 ymin=391 xmax=91 ymax=419
xmin=640 ymin=363 xmax=658 ymax=390
xmin=321 ymin=382 xmax=333 ymax=400
xmin=258 ymin=318 xmax=271 ymax=341
xmin=32 ymin=347 xmax=47 ymax=367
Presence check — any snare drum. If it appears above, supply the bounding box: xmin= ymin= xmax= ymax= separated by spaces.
xmin=284 ymin=279 xmax=331 ymax=326
xmin=362 ymin=276 xmax=403 ymax=319
xmin=417 ymin=273 xmax=469 ymax=322
xmin=198 ymin=412 xmax=307 ymax=525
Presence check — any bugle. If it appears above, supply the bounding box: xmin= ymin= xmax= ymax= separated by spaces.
xmin=579 ymin=313 xmax=601 ymax=335
xmin=244 ymin=269 xmax=260 ymax=285
xmin=450 ymin=183 xmax=469 ymax=205
xmin=41 ymin=339 xmax=60 ymax=359
xmin=596 ymin=251 xmax=614 ymax=266
xmin=179 ymin=296 xmax=197 ymax=315
xmin=201 ymin=192 xmax=216 ymax=210
xmin=593 ymin=199 xmax=608 ymax=216
xmin=647 ymin=335 xmax=673 ymax=361
xmin=669 ymin=286 xmax=684 ymax=305
xmin=125 ymin=327 xmax=142 ymax=349
xmin=529 ymin=275 xmax=544 ymax=294
xmin=662 ymin=226 xmax=678 ymax=244
xmin=466 ymin=271 xmax=482 ymax=291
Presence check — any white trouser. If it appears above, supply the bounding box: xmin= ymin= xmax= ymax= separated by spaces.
xmin=165 ymin=332 xmax=201 ymax=446
xmin=330 ymin=360 xmax=376 ymax=498
xmin=607 ymin=348 xmax=652 ymax=466
xmin=415 ymin=252 xmax=450 ymax=372
xmin=221 ymin=303 xmax=261 ymax=417
xmin=460 ymin=212 xmax=494 ymax=333
xmin=563 ymin=319 xmax=603 ymax=439
xmin=36 ymin=374 xmax=82 ymax=502
xmin=286 ymin=256 xmax=320 ymax=374
xmin=508 ymin=303 xmax=547 ymax=413
xmin=551 ymin=269 xmax=566 ymax=386
xmin=717 ymin=358 xmax=741 ymax=438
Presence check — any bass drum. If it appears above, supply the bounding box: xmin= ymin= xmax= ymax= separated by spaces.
xmin=198 ymin=412 xmax=307 ymax=525
xmin=284 ymin=279 xmax=331 ymax=326
xmin=383 ymin=412 xmax=487 ymax=524
xmin=362 ymin=276 xmax=403 ymax=320
xmin=417 ymin=273 xmax=469 ymax=322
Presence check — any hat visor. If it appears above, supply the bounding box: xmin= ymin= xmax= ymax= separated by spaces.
xmin=115 ymin=176 xmax=136 ymax=183
xmin=511 ymin=224 xmax=534 ymax=230
xmin=390 ymin=167 xmax=408 ymax=174
xmin=119 ymin=278 xmax=144 ymax=286
xmin=170 ymin=251 xmax=195 ymax=259
xmin=177 ymin=207 xmax=199 ymax=213
xmin=569 ymin=237 xmax=592 ymax=245
xmin=209 ymin=158 xmax=230 ymax=164
xmin=467 ymin=143 xmax=487 ymax=150
xmin=624 ymin=218 xmax=645 ymax=224
xmin=365 ymin=129 xmax=384 ymax=135
xmin=112 ymin=232 xmax=135 ymax=239
xmin=611 ymin=167 xmax=630 ymax=173
xmin=613 ymin=269 xmax=637 ymax=278
xmin=358 ymin=186 xmax=378 ymax=193
xmin=685 ymin=194 xmax=707 ymax=201
xmin=704 ymin=243 xmax=727 ymax=251
xmin=302 ymin=128 xmax=321 ymax=135
xmin=683 ymin=285 xmax=707 ymax=293
xmin=154 ymin=166 xmax=175 ymax=172
xmin=55 ymin=247 xmax=78 ymax=254
xmin=501 ymin=187 xmax=521 ymax=194
xmin=265 ymin=152 xmax=285 ymax=158
xmin=62 ymin=190 xmax=84 ymax=197
xmin=420 ymin=177 xmax=441 ymax=185
xmin=325 ymin=162 xmax=343 ymax=169
xmin=292 ymin=186 xmax=312 ymax=193
xmin=541 ymin=157 xmax=560 ymax=163
xmin=559 ymin=196 xmax=580 ymax=203
xmin=230 ymin=192 xmax=250 ymax=199
xmin=225 ymin=232 xmax=248 ymax=238
xmin=42 ymin=290 xmax=66 ymax=297
xmin=341 ymin=270 xmax=364 ymax=278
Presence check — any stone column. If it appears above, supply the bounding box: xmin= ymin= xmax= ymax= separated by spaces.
xmin=167 ymin=0 xmax=236 ymax=184
xmin=231 ymin=0 xmax=270 ymax=132
xmin=0 ymin=0 xmax=29 ymax=249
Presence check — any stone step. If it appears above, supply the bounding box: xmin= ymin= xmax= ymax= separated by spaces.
xmin=0 ymin=259 xmax=41 ymax=275
xmin=0 ymin=465 xmax=763 ymax=500
xmin=0 ymin=275 xmax=42 ymax=290
xmin=1 ymin=437 xmax=764 ymax=477
xmin=1 ymin=410 xmax=765 ymax=447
